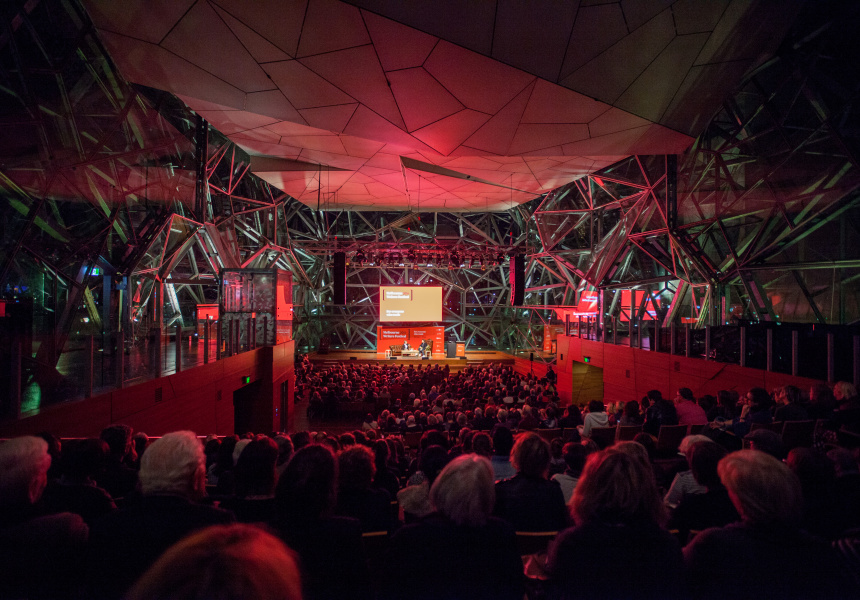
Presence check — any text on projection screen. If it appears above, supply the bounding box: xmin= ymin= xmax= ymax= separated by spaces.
xmin=379 ymin=286 xmax=442 ymax=322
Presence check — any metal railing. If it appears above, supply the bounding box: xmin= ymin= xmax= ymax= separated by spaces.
xmin=567 ymin=316 xmax=860 ymax=385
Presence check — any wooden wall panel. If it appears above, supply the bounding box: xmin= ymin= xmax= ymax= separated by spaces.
xmin=0 ymin=341 xmax=295 ymax=439
xmin=558 ymin=335 xmax=825 ymax=405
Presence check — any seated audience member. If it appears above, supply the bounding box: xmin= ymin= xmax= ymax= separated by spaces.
xmin=382 ymin=455 xmax=524 ymax=600
xmin=545 ymin=449 xmax=685 ymax=600
xmin=42 ymin=437 xmax=117 ymax=525
xmin=274 ymin=435 xmax=294 ymax=478
xmin=219 ymin=437 xmax=279 ymax=524
xmin=711 ymin=390 xmax=741 ymax=421
xmin=720 ymin=387 xmax=773 ymax=438
xmin=643 ymin=390 xmax=679 ymax=436
xmin=829 ymin=448 xmax=860 ymax=531
xmin=88 ymin=431 xmax=235 ymax=599
xmin=335 ymin=445 xmax=394 ymax=532
xmin=371 ymin=439 xmax=400 ymax=499
xmin=581 ymin=400 xmax=609 ymax=439
xmin=664 ymin=435 xmax=713 ymax=508
xmin=557 ymin=405 xmax=583 ymax=431
xmin=494 ymin=432 xmax=568 ymax=532
xmin=619 ymin=400 xmax=644 ymax=426
xmin=668 ymin=442 xmax=738 ymax=542
xmin=97 ymin=424 xmax=138 ymax=499
xmin=551 ymin=442 xmax=590 ymax=504
xmin=397 ymin=445 xmax=449 ymax=522
xmin=126 ymin=524 xmax=302 ymax=600
xmin=490 ymin=426 xmax=516 ymax=482
xmin=675 ymin=388 xmax=709 ymax=426
xmin=786 ymin=447 xmax=846 ymax=540
xmin=743 ymin=428 xmax=785 ymax=459
xmin=684 ymin=450 xmax=856 ymax=599
xmin=0 ymin=436 xmax=89 ymax=599
xmin=808 ymin=382 xmax=837 ymax=420
xmin=773 ymin=385 xmax=809 ymax=422
xmin=548 ymin=437 xmax=566 ymax=475
xmin=273 ymin=444 xmax=371 ymax=600
xmin=518 ymin=405 xmax=540 ymax=430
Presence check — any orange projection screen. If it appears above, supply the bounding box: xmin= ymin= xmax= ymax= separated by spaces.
xmin=380 ymin=286 xmax=443 ymax=322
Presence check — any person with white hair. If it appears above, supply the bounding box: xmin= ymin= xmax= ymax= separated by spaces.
xmin=684 ymin=450 xmax=856 ymax=599
xmin=88 ymin=431 xmax=235 ymax=599
xmin=0 ymin=436 xmax=89 ymax=599
xmin=382 ymin=454 xmax=523 ymax=600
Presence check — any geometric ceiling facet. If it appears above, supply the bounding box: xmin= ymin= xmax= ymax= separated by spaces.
xmin=82 ymin=0 xmax=800 ymax=210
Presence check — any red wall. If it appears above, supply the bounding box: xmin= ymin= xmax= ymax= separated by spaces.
xmin=560 ymin=335 xmax=822 ymax=404
xmin=0 ymin=340 xmax=295 ymax=439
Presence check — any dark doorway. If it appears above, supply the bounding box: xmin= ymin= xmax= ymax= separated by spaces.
xmin=570 ymin=362 xmax=603 ymax=406
xmin=233 ymin=379 xmax=264 ymax=435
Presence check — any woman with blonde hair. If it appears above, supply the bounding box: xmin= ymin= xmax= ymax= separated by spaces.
xmin=545 ymin=448 xmax=684 ymax=599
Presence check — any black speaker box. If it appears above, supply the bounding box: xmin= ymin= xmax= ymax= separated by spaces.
xmin=333 ymin=252 xmax=346 ymax=304
xmin=510 ymin=254 xmax=525 ymax=306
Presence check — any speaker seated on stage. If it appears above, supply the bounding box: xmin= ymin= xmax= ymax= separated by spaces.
xmin=402 ymin=341 xmax=411 ymax=351
xmin=418 ymin=340 xmax=428 ymax=357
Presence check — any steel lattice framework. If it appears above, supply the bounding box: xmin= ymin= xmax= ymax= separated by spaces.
xmin=1 ymin=0 xmax=860 ymax=386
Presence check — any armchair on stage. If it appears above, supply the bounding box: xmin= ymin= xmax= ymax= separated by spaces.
xmin=387 ymin=340 xmax=433 ymax=359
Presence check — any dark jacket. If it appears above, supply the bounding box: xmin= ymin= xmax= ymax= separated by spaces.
xmin=87 ymin=493 xmax=235 ymax=599
xmin=381 ymin=513 xmax=523 ymax=600
xmin=493 ymin=474 xmax=568 ymax=532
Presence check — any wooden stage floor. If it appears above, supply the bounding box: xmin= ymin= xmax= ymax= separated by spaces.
xmin=307 ymin=349 xmax=515 ymax=369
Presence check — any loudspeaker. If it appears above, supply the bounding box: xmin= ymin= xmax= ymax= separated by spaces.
xmin=333 ymin=252 xmax=346 ymax=304
xmin=510 ymin=254 xmax=525 ymax=306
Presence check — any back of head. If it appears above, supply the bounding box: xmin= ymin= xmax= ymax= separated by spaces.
xmin=571 ymin=449 xmax=665 ymax=527
xmin=338 ymin=445 xmax=375 ymax=489
xmin=0 ymin=436 xmax=50 ymax=507
xmin=687 ymin=441 xmax=728 ymax=489
xmin=418 ymin=445 xmax=450 ymax=484
xmin=234 ymin=438 xmax=279 ymax=497
xmin=511 ymin=432 xmax=551 ymax=478
xmin=678 ymin=388 xmax=694 ymax=402
xmin=718 ymin=450 xmax=802 ymax=526
xmin=587 ymin=400 xmax=604 ymax=413
xmin=62 ymin=438 xmax=109 ymax=482
xmin=492 ymin=427 xmax=514 ymax=457
xmin=275 ymin=444 xmax=337 ymax=522
xmin=646 ymin=390 xmax=663 ymax=403
xmin=430 ymin=454 xmax=494 ymax=526
xmin=139 ymin=431 xmax=205 ymax=499
xmin=472 ymin=432 xmax=492 ymax=457
xmin=561 ymin=442 xmax=589 ymax=478
xmin=126 ymin=524 xmax=302 ymax=600
xmin=100 ymin=424 xmax=133 ymax=459
xmin=679 ymin=435 xmax=713 ymax=456
xmin=747 ymin=387 xmax=771 ymax=410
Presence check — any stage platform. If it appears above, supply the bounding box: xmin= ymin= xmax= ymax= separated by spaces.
xmin=307 ymin=349 xmax=515 ymax=371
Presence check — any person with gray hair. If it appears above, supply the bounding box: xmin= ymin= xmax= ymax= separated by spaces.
xmin=382 ymin=454 xmax=524 ymax=600
xmin=684 ymin=450 xmax=856 ymax=599
xmin=0 ymin=436 xmax=89 ymax=599
xmin=88 ymin=431 xmax=235 ymax=599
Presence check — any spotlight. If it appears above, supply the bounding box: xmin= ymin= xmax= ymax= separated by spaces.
xmin=407 ymin=250 xmax=417 ymax=263
xmin=450 ymin=251 xmax=460 ymax=269
xmin=495 ymin=252 xmax=504 ymax=265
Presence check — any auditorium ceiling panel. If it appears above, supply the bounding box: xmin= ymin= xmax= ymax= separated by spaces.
xmin=81 ymin=0 xmax=795 ymax=211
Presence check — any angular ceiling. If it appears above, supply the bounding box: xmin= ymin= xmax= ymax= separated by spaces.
xmin=82 ymin=0 xmax=800 ymax=211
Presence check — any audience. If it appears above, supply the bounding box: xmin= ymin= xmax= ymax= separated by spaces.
xmin=3 ymin=363 xmax=860 ymax=600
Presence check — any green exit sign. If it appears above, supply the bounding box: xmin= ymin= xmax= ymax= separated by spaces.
xmin=241 ymin=376 xmax=251 ymax=384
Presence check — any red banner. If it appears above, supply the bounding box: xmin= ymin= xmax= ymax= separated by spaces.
xmin=377 ymin=326 xmax=445 ymax=357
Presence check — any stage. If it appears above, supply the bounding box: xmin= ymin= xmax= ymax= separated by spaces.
xmin=307 ymin=349 xmax=515 ymax=371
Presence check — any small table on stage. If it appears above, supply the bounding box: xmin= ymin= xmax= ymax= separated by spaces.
xmin=401 ymin=348 xmax=420 ymax=358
